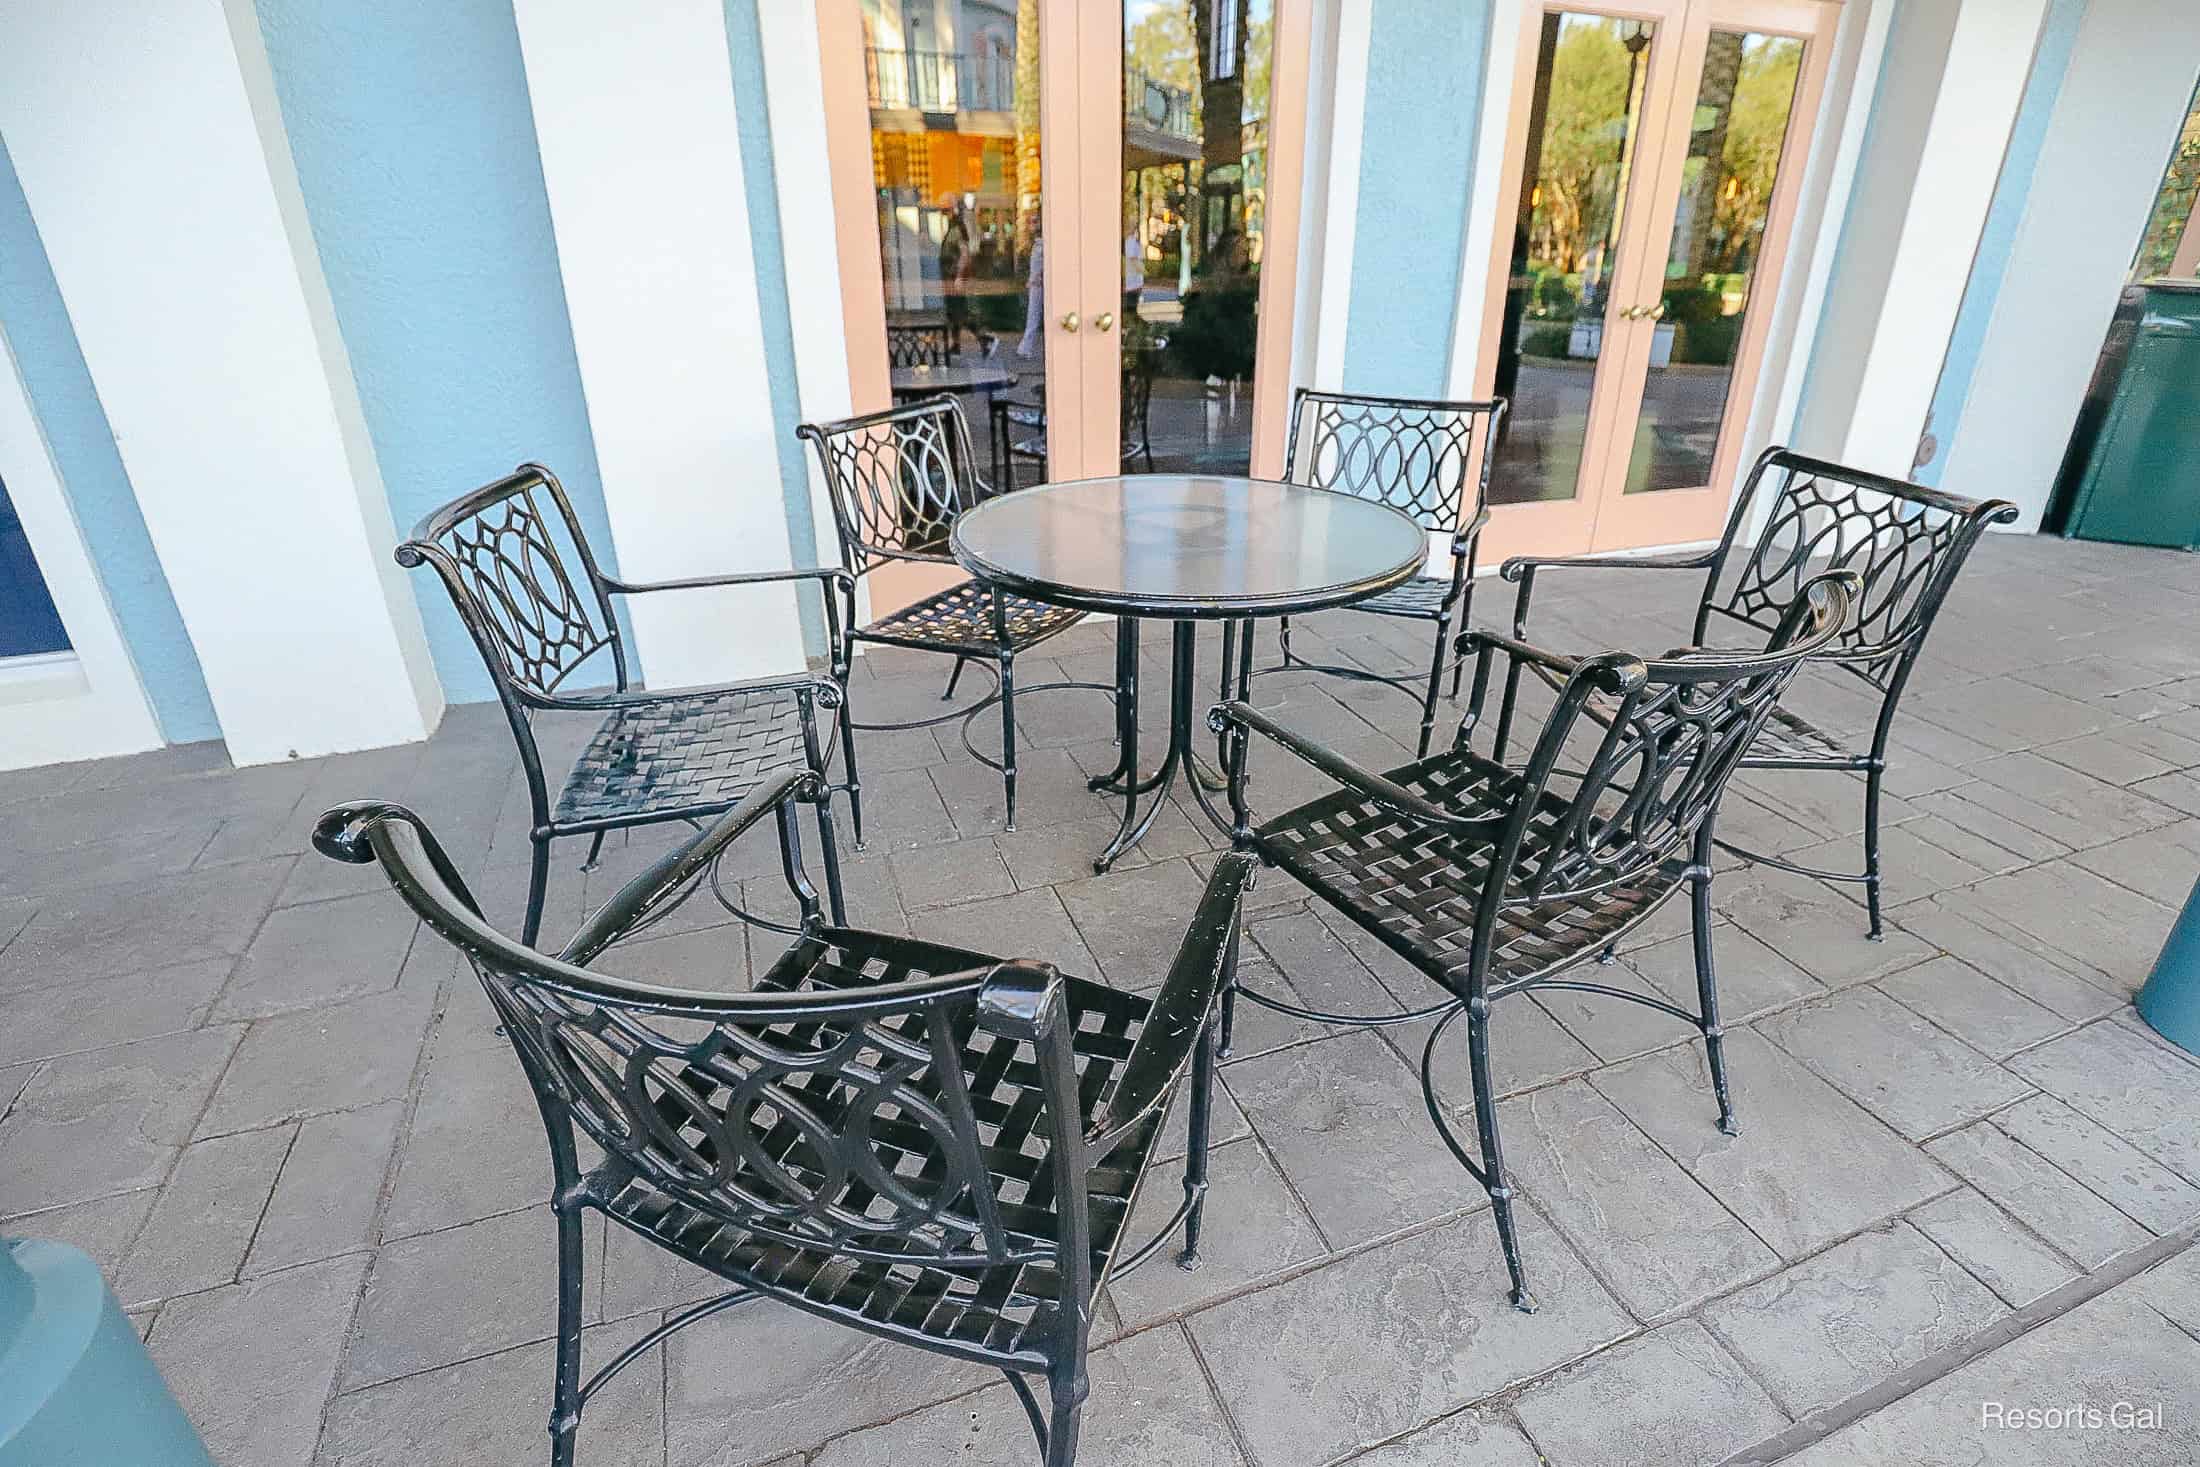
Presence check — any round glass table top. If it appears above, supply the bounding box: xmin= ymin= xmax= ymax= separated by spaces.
xmin=951 ymin=475 xmax=1427 ymax=619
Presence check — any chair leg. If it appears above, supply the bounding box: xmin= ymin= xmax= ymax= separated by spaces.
xmin=1862 ymin=764 xmax=1886 ymax=941
xmin=1177 ymin=1019 xmax=1219 ymax=1270
xmin=547 ymin=1200 xmax=586 ymax=1467
xmin=1043 ymin=1370 xmax=1086 ymax=1467
xmin=522 ymin=835 xmax=552 ymax=949
xmin=1216 ymin=973 xmax=1238 ymax=1059
xmin=1464 ymin=1003 xmax=1536 ymax=1313
xmin=1691 ymin=867 xmax=1740 ymax=1136
xmin=837 ymin=694 xmax=866 ymax=851
xmin=814 ymin=794 xmax=849 ymax=927
xmin=943 ymin=654 xmax=971 ymax=701
xmin=999 ymin=653 xmax=1019 ymax=832
xmin=1277 ymin=615 xmax=1297 ymax=667
xmin=578 ymin=830 xmax=607 ymax=874
xmin=1416 ymin=612 xmax=1452 ymax=759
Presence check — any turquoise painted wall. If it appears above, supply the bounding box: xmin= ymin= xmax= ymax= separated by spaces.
xmin=1915 ymin=0 xmax=2087 ymax=487
xmin=0 ymin=140 xmax=220 ymax=744
xmin=253 ymin=0 xmax=616 ymax=703
xmin=1343 ymin=0 xmax=1492 ymax=396
xmin=725 ymin=0 xmax=828 ymax=656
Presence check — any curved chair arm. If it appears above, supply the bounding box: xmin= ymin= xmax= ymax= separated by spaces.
xmin=1085 ymin=852 xmax=1258 ymax=1155
xmin=534 ymin=672 xmax=844 ymax=714
xmin=562 ymin=769 xmax=825 ymax=965
xmin=600 ymin=565 xmax=854 ymax=598
xmin=1210 ymin=701 xmax=1506 ymax=836
xmin=1454 ymin=628 xmax=1585 ymax=682
xmin=1501 ymin=546 xmax=1719 ymax=639
xmin=313 ymin=800 xmax=487 ymax=919
xmin=1449 ymin=505 xmax=1493 ymax=559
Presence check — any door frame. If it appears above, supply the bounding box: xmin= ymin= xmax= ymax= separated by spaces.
xmin=1468 ymin=0 xmax=1840 ymax=564
xmin=817 ymin=0 xmax=1314 ymax=502
xmin=0 ymin=318 xmax=164 ymax=771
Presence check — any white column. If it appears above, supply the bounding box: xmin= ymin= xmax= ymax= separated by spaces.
xmin=1937 ymin=0 xmax=2200 ymax=528
xmin=758 ymin=1 xmax=857 ymax=574
xmin=1307 ymin=0 xmax=1369 ymax=392
xmin=1796 ymin=0 xmax=2049 ymax=480
xmin=0 ymin=0 xmax=443 ymax=764
xmin=515 ymin=0 xmax=806 ymax=690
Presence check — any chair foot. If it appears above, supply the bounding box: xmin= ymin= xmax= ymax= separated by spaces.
xmin=1718 ymin=1114 xmax=1741 ymax=1137
xmin=1596 ymin=942 xmax=1618 ymax=966
xmin=577 ymin=830 xmax=608 ymax=875
xmin=1509 ymin=1288 xmax=1539 ymax=1316
xmin=1175 ymin=1248 xmax=1204 ymax=1273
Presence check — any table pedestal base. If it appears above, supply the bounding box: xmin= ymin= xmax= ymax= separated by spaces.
xmin=1088 ymin=618 xmax=1249 ymax=873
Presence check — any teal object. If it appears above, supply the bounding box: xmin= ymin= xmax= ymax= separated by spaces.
xmin=0 ymin=1238 xmax=214 ymax=1467
xmin=2138 ymin=876 xmax=2200 ymax=1057
xmin=2065 ymin=280 xmax=2200 ymax=551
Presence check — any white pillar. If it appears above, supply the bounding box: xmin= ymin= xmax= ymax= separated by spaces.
xmin=1937 ymin=0 xmax=2200 ymax=528
xmin=0 ymin=0 xmax=443 ymax=763
xmin=514 ymin=0 xmax=806 ymax=691
xmin=1795 ymin=0 xmax=2050 ymax=480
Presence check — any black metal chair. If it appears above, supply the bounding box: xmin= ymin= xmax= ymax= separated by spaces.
xmin=799 ymin=396 xmax=1089 ymax=833
xmin=311 ymin=770 xmax=1255 ymax=1467
xmin=1504 ymin=447 xmax=2018 ymax=937
xmin=1263 ymin=390 xmax=1508 ymax=759
xmin=398 ymin=465 xmax=849 ymax=945
xmin=1212 ymin=570 xmax=1857 ymax=1311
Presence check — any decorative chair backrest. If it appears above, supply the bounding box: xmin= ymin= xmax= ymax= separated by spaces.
xmin=887 ymin=323 xmax=955 ymax=369
xmin=1501 ymin=570 xmax=1857 ymax=907
xmin=316 ymin=803 xmax=1065 ymax=1274
xmin=398 ymin=465 xmax=626 ymax=707
xmin=1283 ymin=389 xmax=1507 ymax=537
xmin=800 ymin=397 xmax=988 ymax=575
xmin=1698 ymin=449 xmax=2018 ymax=690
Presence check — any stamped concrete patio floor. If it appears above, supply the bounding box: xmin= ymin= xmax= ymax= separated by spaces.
xmin=3 ymin=532 xmax=2199 ymax=1466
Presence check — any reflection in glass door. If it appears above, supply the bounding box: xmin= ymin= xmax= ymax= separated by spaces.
xmin=858 ymin=0 xmax=1043 ymax=447
xmin=1479 ymin=0 xmax=1833 ymax=560
xmin=1492 ymin=12 xmax=1664 ymax=507
xmin=1621 ymin=27 xmax=1805 ymax=496
xmin=0 ymin=472 xmax=71 ymax=659
xmin=1119 ymin=0 xmax=1277 ymax=477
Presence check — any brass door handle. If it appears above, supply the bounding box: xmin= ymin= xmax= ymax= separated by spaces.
xmin=1060 ymin=311 xmax=1080 ymax=333
xmin=1094 ymin=311 xmax=1115 ymax=333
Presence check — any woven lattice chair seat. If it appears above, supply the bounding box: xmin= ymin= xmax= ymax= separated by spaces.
xmin=1350 ymin=575 xmax=1456 ymax=619
xmin=1253 ymin=747 xmax=1687 ymax=990
xmin=590 ymin=925 xmax=1160 ymax=1360
xmin=862 ymin=578 xmax=1085 ymax=654
xmin=1747 ymin=705 xmax=1852 ymax=765
xmin=554 ymin=686 xmax=813 ymax=827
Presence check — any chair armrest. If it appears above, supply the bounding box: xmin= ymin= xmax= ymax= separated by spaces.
xmin=561 ymin=769 xmax=822 ymax=964
xmin=537 ymin=672 xmax=843 ymax=714
xmin=602 ymin=565 xmax=853 ymax=597
xmin=1085 ymin=852 xmax=1257 ymax=1154
xmin=1210 ymin=701 xmax=1502 ymax=836
xmin=1455 ymin=628 xmax=1582 ymax=681
xmin=1498 ymin=548 xmax=1716 ymax=583
xmin=1450 ymin=506 xmax=1492 ymax=556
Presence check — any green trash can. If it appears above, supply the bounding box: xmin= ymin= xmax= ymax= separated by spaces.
xmin=2062 ymin=279 xmax=2200 ymax=551
xmin=2139 ymin=876 xmax=2200 ymax=1057
xmin=0 ymin=1238 xmax=215 ymax=1466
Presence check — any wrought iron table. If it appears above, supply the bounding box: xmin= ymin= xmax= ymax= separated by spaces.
xmin=952 ymin=474 xmax=1427 ymax=871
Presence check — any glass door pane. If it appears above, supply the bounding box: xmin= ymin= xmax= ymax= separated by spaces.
xmin=1121 ymin=0 xmax=1275 ymax=476
xmin=1621 ymin=28 xmax=1804 ymax=494
xmin=861 ymin=0 xmax=1040 ymax=452
xmin=1491 ymin=12 xmax=1661 ymax=506
xmin=0 ymin=473 xmax=70 ymax=658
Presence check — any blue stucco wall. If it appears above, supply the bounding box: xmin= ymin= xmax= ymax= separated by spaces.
xmin=725 ymin=0 xmax=827 ymax=655
xmin=0 ymin=139 xmax=221 ymax=743
xmin=1343 ymin=0 xmax=1492 ymax=396
xmin=253 ymin=0 xmax=616 ymax=703
xmin=1915 ymin=0 xmax=2087 ymax=487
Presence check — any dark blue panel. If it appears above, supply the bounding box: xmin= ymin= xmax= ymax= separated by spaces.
xmin=0 ymin=472 xmax=71 ymax=658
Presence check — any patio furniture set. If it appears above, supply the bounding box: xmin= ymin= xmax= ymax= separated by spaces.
xmin=328 ymin=387 xmax=2014 ymax=1466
